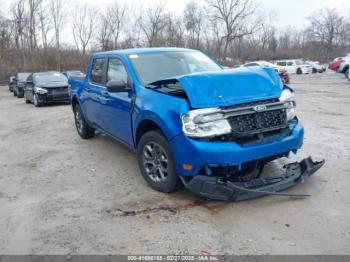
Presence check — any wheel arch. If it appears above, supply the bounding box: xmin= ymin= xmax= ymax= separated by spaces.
xmin=71 ymin=95 xmax=79 ymax=109
xmin=135 ymin=119 xmax=165 ymax=147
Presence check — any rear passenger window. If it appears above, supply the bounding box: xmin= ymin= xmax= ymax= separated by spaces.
xmin=277 ymin=62 xmax=286 ymax=66
xmin=107 ymin=58 xmax=128 ymax=84
xmin=90 ymin=58 xmax=105 ymax=84
xmin=287 ymin=62 xmax=293 ymax=66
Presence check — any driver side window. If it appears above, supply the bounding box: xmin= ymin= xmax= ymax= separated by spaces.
xmin=90 ymin=58 xmax=105 ymax=84
xmin=107 ymin=58 xmax=128 ymax=84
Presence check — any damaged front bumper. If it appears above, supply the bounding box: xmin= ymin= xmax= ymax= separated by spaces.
xmin=180 ymin=157 xmax=325 ymax=201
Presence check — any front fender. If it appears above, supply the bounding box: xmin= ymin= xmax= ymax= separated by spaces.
xmin=133 ymin=87 xmax=190 ymax=145
xmin=133 ymin=111 xmax=176 ymax=140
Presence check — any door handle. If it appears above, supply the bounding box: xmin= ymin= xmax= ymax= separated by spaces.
xmin=101 ymin=91 xmax=110 ymax=98
xmin=86 ymin=87 xmax=91 ymax=92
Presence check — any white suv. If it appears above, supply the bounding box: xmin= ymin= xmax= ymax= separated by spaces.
xmin=275 ymin=59 xmax=311 ymax=74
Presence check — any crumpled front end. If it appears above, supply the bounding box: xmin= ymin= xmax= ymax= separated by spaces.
xmin=165 ymin=67 xmax=324 ymax=201
xmin=179 ymin=157 xmax=325 ymax=201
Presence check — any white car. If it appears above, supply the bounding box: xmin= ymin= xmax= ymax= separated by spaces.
xmin=275 ymin=59 xmax=312 ymax=74
xmin=305 ymin=61 xmax=326 ymax=73
xmin=243 ymin=60 xmax=280 ymax=71
xmin=242 ymin=60 xmax=290 ymax=84
xmin=337 ymin=55 xmax=350 ymax=78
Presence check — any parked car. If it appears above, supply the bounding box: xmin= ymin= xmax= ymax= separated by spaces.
xmin=275 ymin=59 xmax=311 ymax=74
xmin=243 ymin=61 xmax=290 ymax=84
xmin=337 ymin=56 xmax=350 ymax=78
xmin=8 ymin=76 xmax=15 ymax=92
xmin=305 ymin=61 xmax=326 ymax=73
xmin=329 ymin=57 xmax=345 ymax=71
xmin=13 ymin=72 xmax=31 ymax=97
xmin=24 ymin=71 xmax=69 ymax=107
xmin=69 ymin=48 xmax=324 ymax=201
xmin=63 ymin=70 xmax=85 ymax=79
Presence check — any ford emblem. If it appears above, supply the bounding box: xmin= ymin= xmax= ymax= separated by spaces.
xmin=254 ymin=105 xmax=267 ymax=112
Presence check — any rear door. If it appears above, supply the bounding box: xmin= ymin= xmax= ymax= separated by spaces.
xmin=100 ymin=56 xmax=134 ymax=147
xmin=82 ymin=57 xmax=106 ymax=128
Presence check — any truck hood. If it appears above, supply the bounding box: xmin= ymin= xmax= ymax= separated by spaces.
xmin=37 ymin=81 xmax=68 ymax=88
xmin=175 ymin=67 xmax=283 ymax=108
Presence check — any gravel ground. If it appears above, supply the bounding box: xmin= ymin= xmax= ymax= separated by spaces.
xmin=0 ymin=71 xmax=350 ymax=255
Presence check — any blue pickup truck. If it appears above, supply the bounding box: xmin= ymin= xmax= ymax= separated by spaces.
xmin=69 ymin=48 xmax=324 ymax=201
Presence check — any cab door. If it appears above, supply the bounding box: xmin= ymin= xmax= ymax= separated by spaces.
xmin=81 ymin=57 xmax=107 ymax=129
xmin=100 ymin=56 xmax=134 ymax=147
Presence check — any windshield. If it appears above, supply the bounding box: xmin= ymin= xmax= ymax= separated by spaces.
xmin=257 ymin=61 xmax=275 ymax=67
xmin=17 ymin=73 xmax=30 ymax=81
xmin=129 ymin=51 xmax=222 ymax=85
xmin=67 ymin=71 xmax=84 ymax=77
xmin=34 ymin=72 xmax=68 ymax=84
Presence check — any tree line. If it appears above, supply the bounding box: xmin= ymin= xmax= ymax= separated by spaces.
xmin=1 ymin=0 xmax=350 ymax=82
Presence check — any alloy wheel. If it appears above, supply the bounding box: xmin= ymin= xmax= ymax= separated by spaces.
xmin=142 ymin=142 xmax=169 ymax=183
xmin=75 ymin=109 xmax=84 ymax=135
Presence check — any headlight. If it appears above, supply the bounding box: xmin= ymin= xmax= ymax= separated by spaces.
xmin=279 ymin=89 xmax=296 ymax=121
xmin=35 ymin=87 xmax=48 ymax=94
xmin=181 ymin=108 xmax=231 ymax=138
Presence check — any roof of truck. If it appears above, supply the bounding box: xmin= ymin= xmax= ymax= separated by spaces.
xmin=92 ymin=47 xmax=196 ymax=56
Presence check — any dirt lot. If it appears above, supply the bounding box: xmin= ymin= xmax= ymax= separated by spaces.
xmin=0 ymin=71 xmax=350 ymax=255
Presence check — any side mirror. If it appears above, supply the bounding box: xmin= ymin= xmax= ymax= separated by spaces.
xmin=106 ymin=80 xmax=129 ymax=93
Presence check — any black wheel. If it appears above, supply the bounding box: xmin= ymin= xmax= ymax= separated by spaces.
xmin=33 ymin=93 xmax=41 ymax=107
xmin=345 ymin=68 xmax=349 ymax=79
xmin=137 ymin=130 xmax=182 ymax=193
xmin=296 ymin=68 xmax=302 ymax=75
xmin=74 ymin=104 xmax=95 ymax=139
xmin=312 ymin=68 xmax=317 ymax=74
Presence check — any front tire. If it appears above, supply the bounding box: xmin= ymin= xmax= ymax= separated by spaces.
xmin=296 ymin=68 xmax=302 ymax=75
xmin=137 ymin=130 xmax=182 ymax=193
xmin=74 ymin=104 xmax=95 ymax=139
xmin=33 ymin=93 xmax=41 ymax=107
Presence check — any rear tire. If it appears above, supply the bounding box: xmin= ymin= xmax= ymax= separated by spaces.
xmin=24 ymin=93 xmax=30 ymax=104
xmin=74 ymin=104 xmax=95 ymax=139
xmin=137 ymin=130 xmax=182 ymax=193
xmin=296 ymin=68 xmax=302 ymax=75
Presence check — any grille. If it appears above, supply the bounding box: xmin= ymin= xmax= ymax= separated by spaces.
xmin=48 ymin=86 xmax=68 ymax=94
xmin=227 ymin=102 xmax=287 ymax=135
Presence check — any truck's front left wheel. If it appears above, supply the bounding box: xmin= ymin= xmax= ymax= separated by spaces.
xmin=74 ymin=104 xmax=95 ymax=139
xmin=137 ymin=130 xmax=182 ymax=193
